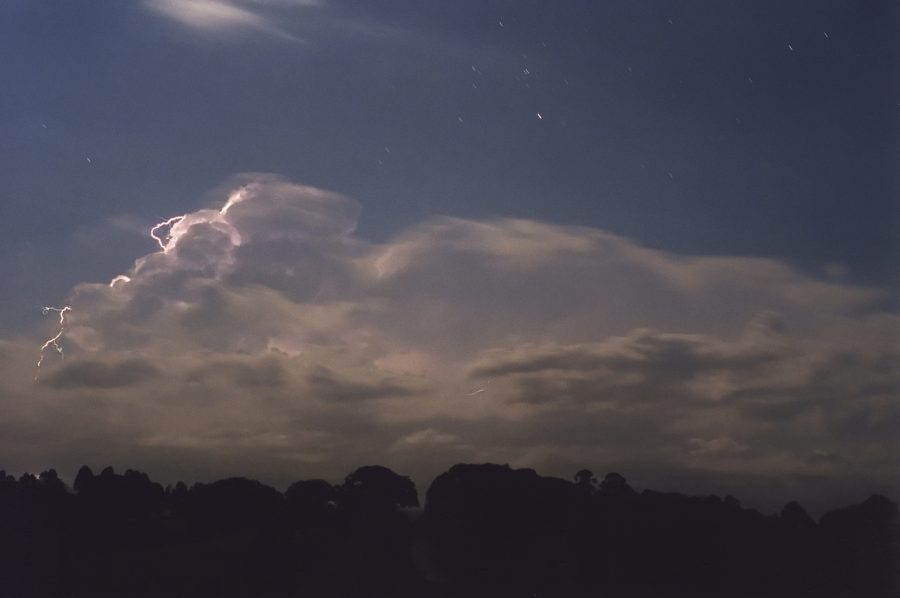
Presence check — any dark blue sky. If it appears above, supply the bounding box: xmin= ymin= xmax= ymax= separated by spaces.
xmin=2 ymin=0 xmax=897 ymax=332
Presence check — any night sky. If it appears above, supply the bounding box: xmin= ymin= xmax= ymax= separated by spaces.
xmin=1 ymin=0 xmax=897 ymax=513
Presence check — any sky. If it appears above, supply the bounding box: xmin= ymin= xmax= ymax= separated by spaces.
xmin=1 ymin=0 xmax=897 ymax=513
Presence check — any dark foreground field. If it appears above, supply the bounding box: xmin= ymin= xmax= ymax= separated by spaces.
xmin=1 ymin=463 xmax=896 ymax=597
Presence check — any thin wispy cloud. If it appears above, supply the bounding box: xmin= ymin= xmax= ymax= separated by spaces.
xmin=144 ymin=0 xmax=320 ymax=40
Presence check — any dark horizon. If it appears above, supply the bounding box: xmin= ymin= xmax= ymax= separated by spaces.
xmin=2 ymin=461 xmax=897 ymax=597
xmin=7 ymin=459 xmax=897 ymax=520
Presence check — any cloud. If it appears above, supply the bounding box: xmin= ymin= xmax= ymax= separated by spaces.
xmin=305 ymin=366 xmax=418 ymax=402
xmin=146 ymin=0 xmax=267 ymax=31
xmin=688 ymin=437 xmax=750 ymax=456
xmin=42 ymin=359 xmax=160 ymax=389
xmin=2 ymin=174 xmax=896 ymax=508
xmin=186 ymin=357 xmax=287 ymax=389
xmin=144 ymin=0 xmax=319 ymax=40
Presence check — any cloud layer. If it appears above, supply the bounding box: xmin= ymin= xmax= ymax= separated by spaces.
xmin=4 ymin=175 xmax=897 ymax=509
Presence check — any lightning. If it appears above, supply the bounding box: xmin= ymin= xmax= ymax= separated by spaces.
xmin=36 ymin=306 xmax=71 ymax=377
xmin=220 ymin=184 xmax=254 ymax=215
xmin=467 ymin=380 xmax=491 ymax=396
xmin=38 ymin=185 xmax=252 ymax=376
xmin=150 ymin=215 xmax=185 ymax=251
xmin=109 ymin=275 xmax=131 ymax=288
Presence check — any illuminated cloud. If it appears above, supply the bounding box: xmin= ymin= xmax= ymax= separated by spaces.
xmin=146 ymin=0 xmax=269 ymax=31
xmin=144 ymin=0 xmax=320 ymax=39
xmin=1 ymin=174 xmax=896 ymax=508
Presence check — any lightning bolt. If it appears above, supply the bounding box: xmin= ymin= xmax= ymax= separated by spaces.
xmin=37 ymin=188 xmax=249 ymax=378
xmin=150 ymin=215 xmax=185 ymax=251
xmin=36 ymin=306 xmax=71 ymax=378
xmin=466 ymin=380 xmax=491 ymax=397
xmin=219 ymin=184 xmax=254 ymax=215
xmin=109 ymin=275 xmax=131 ymax=288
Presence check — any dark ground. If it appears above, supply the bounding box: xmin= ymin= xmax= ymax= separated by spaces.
xmin=1 ymin=463 xmax=897 ymax=597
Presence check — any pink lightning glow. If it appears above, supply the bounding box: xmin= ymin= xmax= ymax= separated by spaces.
xmin=150 ymin=215 xmax=185 ymax=251
xmin=36 ymin=306 xmax=71 ymax=376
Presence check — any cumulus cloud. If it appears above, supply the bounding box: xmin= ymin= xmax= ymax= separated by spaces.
xmin=2 ymin=174 xmax=897 ymax=508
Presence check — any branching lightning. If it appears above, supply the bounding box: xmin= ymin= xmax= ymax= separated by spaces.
xmin=151 ymin=183 xmax=251 ymax=253
xmin=36 ymin=306 xmax=71 ymax=377
xmin=150 ymin=215 xmax=185 ymax=251
xmin=35 ymin=186 xmax=256 ymax=379
xmin=36 ymin=186 xmax=253 ymax=379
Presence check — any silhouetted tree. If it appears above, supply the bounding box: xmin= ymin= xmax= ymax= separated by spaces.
xmin=819 ymin=494 xmax=899 ymax=596
xmin=0 ymin=461 xmax=896 ymax=598
xmin=423 ymin=463 xmax=582 ymax=597
xmin=286 ymin=478 xmax=335 ymax=511
xmin=341 ymin=465 xmax=419 ymax=512
xmin=336 ymin=466 xmax=420 ymax=597
xmin=780 ymin=500 xmax=816 ymax=530
xmin=573 ymin=469 xmax=596 ymax=494
xmin=73 ymin=465 xmax=94 ymax=493
xmin=598 ymin=471 xmax=634 ymax=496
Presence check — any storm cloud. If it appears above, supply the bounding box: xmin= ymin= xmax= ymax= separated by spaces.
xmin=42 ymin=359 xmax=160 ymax=389
xmin=2 ymin=175 xmax=896 ymax=509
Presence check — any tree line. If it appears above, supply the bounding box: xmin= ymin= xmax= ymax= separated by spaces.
xmin=0 ymin=463 xmax=896 ymax=597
